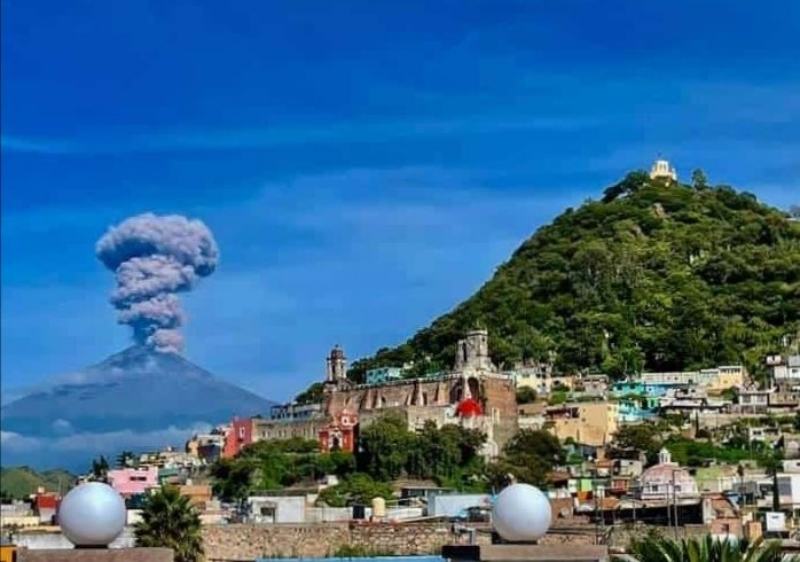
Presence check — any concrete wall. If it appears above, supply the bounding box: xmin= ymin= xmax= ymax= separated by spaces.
xmin=201 ymin=521 xmax=473 ymax=562
xmin=12 ymin=528 xmax=135 ymax=550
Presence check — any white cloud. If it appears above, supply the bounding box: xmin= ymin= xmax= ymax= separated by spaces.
xmin=0 ymin=423 xmax=211 ymax=454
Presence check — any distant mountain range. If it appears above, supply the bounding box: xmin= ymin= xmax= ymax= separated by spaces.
xmin=1 ymin=346 xmax=275 ymax=469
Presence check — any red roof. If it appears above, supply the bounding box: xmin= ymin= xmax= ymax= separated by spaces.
xmin=36 ymin=495 xmax=59 ymax=509
xmin=456 ymin=398 xmax=483 ymax=417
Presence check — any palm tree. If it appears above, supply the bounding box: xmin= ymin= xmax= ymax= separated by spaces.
xmin=134 ymin=486 xmax=204 ymax=562
xmin=116 ymin=450 xmax=137 ymax=468
xmin=617 ymin=535 xmax=797 ymax=562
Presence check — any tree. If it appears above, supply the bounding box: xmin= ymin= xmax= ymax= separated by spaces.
xmin=134 ymin=486 xmax=203 ymax=562
xmin=613 ymin=424 xmax=662 ymax=464
xmin=294 ymin=382 xmax=325 ymax=405
xmin=209 ymin=458 xmax=252 ymax=502
xmin=620 ymin=535 xmax=794 ymax=562
xmin=347 ymin=176 xmax=800 ymax=385
xmin=516 ymin=387 xmax=537 ymax=404
xmin=116 ymin=451 xmax=136 ymax=468
xmin=315 ymin=473 xmax=393 ymax=507
xmin=691 ymin=169 xmax=709 ymax=190
xmin=356 ymin=414 xmax=413 ymax=481
xmin=602 ymin=170 xmax=650 ymax=202
xmin=90 ymin=456 xmax=109 ymax=481
xmin=488 ymin=429 xmax=564 ymax=489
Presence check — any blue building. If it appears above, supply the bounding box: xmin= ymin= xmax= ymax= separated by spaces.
xmin=365 ymin=366 xmax=404 ymax=385
xmin=611 ymin=380 xmax=666 ymax=422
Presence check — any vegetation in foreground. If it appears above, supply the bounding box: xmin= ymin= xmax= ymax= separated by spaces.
xmin=619 ymin=535 xmax=798 ymax=562
xmin=134 ymin=485 xmax=204 ymax=562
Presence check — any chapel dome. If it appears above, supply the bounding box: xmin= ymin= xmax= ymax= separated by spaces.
xmin=638 ymin=448 xmax=698 ymax=500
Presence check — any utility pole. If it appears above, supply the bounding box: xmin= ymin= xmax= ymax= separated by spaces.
xmin=672 ymin=471 xmax=680 ymax=539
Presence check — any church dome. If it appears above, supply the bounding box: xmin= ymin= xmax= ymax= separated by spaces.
xmin=456 ymin=398 xmax=483 ymax=417
xmin=638 ymin=448 xmax=698 ymax=500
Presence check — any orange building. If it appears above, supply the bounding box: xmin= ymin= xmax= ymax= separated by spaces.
xmin=319 ymin=410 xmax=358 ymax=452
xmin=222 ymin=417 xmax=253 ymax=458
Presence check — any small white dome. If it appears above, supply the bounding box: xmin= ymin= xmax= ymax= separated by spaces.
xmin=492 ymin=483 xmax=551 ymax=542
xmin=58 ymin=482 xmax=126 ymax=547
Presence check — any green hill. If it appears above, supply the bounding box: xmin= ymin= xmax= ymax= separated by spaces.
xmin=349 ymin=171 xmax=800 ymax=381
xmin=0 ymin=466 xmax=76 ymax=500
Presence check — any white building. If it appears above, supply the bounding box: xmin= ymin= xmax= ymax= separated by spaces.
xmin=771 ymin=354 xmax=800 ymax=383
xmin=247 ymin=495 xmax=306 ymax=523
xmin=777 ymin=474 xmax=800 ymax=510
xmin=649 ymin=159 xmax=678 ymax=181
xmin=639 ymin=365 xmax=745 ymax=392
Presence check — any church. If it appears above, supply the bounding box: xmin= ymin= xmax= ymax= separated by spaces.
xmin=223 ymin=330 xmax=518 ymax=459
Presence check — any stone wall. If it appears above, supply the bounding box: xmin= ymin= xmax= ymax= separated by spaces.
xmin=201 ymin=521 xmax=476 ymax=562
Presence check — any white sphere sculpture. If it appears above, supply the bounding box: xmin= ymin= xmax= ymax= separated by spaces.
xmin=492 ymin=483 xmax=552 ymax=542
xmin=58 ymin=482 xmax=126 ymax=547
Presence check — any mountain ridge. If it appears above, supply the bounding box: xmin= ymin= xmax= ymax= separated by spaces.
xmin=1 ymin=345 xmax=275 ymax=438
xmin=348 ymin=171 xmax=800 ymax=381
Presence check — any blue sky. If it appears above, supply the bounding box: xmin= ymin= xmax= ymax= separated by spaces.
xmin=2 ymin=1 xmax=799 ymax=405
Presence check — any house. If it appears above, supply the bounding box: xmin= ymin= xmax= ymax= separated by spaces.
xmin=107 ymin=467 xmax=159 ymax=498
xmin=577 ymin=374 xmax=609 ymax=397
xmin=660 ymin=387 xmax=726 ymax=415
xmin=32 ymin=490 xmax=59 ymax=524
xmin=178 ymin=484 xmax=213 ymax=510
xmin=545 ymin=402 xmax=619 ymax=447
xmin=617 ymin=395 xmax=660 ymax=423
xmin=783 ymin=460 xmax=800 ymax=473
xmin=777 ymin=473 xmax=800 ymax=510
xmin=768 ymin=388 xmax=800 ymax=410
xmin=429 ymin=494 xmax=491 ymax=518
xmin=517 ymin=402 xmax=546 ymax=430
xmin=222 ymin=417 xmax=254 ymax=458
xmin=640 ymin=365 xmax=745 ymax=393
xmin=186 ymin=432 xmax=225 ymax=462
xmin=510 ymin=361 xmax=572 ymax=395
xmin=247 ymin=495 xmax=306 ymax=523
xmin=770 ymin=354 xmax=800 ymax=384
xmin=738 ymin=386 xmax=771 ymax=413
xmin=702 ymin=495 xmax=743 ymax=541
xmin=637 ymin=449 xmax=699 ymax=501
xmin=615 ymin=458 xmax=644 ymax=478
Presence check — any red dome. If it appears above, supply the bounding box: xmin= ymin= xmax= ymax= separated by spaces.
xmin=456 ymin=398 xmax=483 ymax=417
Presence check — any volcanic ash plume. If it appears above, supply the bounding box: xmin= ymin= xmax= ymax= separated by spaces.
xmin=96 ymin=213 xmax=219 ymax=353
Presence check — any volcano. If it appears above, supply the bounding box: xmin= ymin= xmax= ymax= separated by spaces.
xmin=1 ymin=346 xmax=274 ymax=438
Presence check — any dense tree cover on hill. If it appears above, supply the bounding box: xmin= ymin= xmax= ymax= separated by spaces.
xmin=0 ymin=466 xmax=75 ymax=500
xmin=210 ymin=438 xmax=355 ymax=501
xmin=349 ymin=172 xmax=800 ymax=381
xmin=356 ymin=414 xmax=487 ymax=489
xmin=210 ymin=416 xmax=567 ymax=500
xmin=210 ymin=418 xmax=488 ymax=501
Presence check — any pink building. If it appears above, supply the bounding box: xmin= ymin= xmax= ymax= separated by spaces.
xmin=107 ymin=467 xmax=159 ymax=497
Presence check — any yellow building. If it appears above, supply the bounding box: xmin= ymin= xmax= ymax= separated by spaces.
xmin=706 ymin=365 xmax=745 ymax=393
xmin=545 ymin=401 xmax=619 ymax=447
xmin=0 ymin=544 xmax=18 ymax=562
